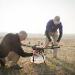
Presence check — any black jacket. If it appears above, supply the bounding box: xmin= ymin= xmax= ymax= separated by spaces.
xmin=0 ymin=33 xmax=33 ymax=58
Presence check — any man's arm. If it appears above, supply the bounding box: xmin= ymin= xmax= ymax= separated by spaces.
xmin=12 ymin=42 xmax=33 ymax=57
xmin=45 ymin=31 xmax=51 ymax=42
xmin=57 ymin=24 xmax=63 ymax=42
xmin=45 ymin=20 xmax=52 ymax=42
xmin=16 ymin=50 xmax=33 ymax=57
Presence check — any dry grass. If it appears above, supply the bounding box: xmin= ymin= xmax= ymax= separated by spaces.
xmin=0 ymin=37 xmax=75 ymax=75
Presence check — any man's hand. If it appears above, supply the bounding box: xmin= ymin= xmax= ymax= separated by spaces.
xmin=56 ymin=42 xmax=59 ymax=45
xmin=53 ymin=42 xmax=59 ymax=46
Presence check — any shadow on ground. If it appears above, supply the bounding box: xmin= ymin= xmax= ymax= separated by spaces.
xmin=0 ymin=63 xmax=56 ymax=75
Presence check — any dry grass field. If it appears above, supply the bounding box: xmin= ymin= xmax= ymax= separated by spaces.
xmin=0 ymin=35 xmax=75 ymax=75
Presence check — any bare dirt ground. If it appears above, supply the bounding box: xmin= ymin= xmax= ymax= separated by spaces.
xmin=0 ymin=36 xmax=75 ymax=75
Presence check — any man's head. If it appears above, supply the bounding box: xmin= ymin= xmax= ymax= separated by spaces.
xmin=18 ymin=31 xmax=27 ymax=41
xmin=53 ymin=16 xmax=60 ymax=25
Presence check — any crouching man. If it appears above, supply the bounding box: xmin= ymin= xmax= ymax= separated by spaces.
xmin=0 ymin=31 xmax=33 ymax=69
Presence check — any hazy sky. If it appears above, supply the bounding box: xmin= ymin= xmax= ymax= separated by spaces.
xmin=0 ymin=0 xmax=75 ymax=34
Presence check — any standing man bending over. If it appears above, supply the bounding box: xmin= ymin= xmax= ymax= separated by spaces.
xmin=45 ymin=16 xmax=63 ymax=58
